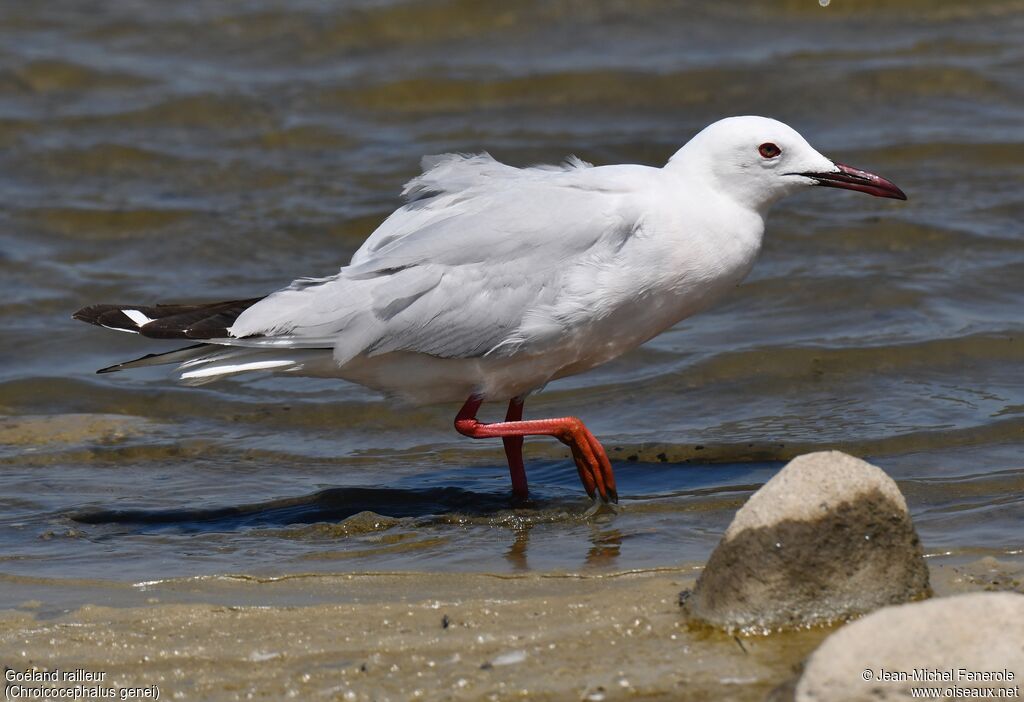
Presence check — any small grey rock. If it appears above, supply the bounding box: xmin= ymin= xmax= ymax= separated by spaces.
xmin=795 ymin=592 xmax=1024 ymax=701
xmin=683 ymin=451 xmax=929 ymax=632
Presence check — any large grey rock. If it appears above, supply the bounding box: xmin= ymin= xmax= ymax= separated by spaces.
xmin=795 ymin=592 xmax=1024 ymax=701
xmin=682 ymin=451 xmax=930 ymax=632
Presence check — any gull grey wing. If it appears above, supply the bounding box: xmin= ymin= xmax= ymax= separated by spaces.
xmin=230 ymin=159 xmax=646 ymax=363
xmin=349 ymin=152 xmax=602 ymax=270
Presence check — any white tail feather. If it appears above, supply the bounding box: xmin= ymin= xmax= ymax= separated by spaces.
xmin=180 ymin=359 xmax=298 ymax=383
xmin=176 ymin=348 xmax=338 ymax=386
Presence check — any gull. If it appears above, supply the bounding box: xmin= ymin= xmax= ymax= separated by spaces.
xmin=74 ymin=116 xmax=906 ymax=505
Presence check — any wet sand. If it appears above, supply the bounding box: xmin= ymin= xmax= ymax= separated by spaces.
xmin=3 ymin=558 xmax=1021 ymax=701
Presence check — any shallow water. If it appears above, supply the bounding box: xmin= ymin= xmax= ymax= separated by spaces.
xmin=1 ymin=0 xmax=1023 ymax=607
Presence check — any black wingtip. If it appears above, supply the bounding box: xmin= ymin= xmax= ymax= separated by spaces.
xmin=72 ymin=298 xmax=263 ymax=338
xmin=73 ymin=305 xmax=110 ymax=326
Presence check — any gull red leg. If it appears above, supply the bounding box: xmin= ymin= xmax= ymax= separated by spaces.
xmin=502 ymin=397 xmax=528 ymax=502
xmin=454 ymin=395 xmax=618 ymax=503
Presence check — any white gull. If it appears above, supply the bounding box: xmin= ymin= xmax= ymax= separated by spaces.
xmin=75 ymin=116 xmax=907 ymax=504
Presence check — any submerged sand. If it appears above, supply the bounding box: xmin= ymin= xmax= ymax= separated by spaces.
xmin=3 ymin=559 xmax=1020 ymax=701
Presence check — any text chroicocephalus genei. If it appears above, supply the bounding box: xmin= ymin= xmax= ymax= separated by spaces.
xmin=75 ymin=116 xmax=907 ymax=504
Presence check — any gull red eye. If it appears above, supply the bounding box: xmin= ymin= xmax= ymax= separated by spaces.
xmin=758 ymin=143 xmax=781 ymax=158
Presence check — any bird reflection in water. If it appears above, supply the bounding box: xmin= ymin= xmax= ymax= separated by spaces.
xmin=505 ymin=524 xmax=531 ymax=571
xmin=503 ymin=523 xmax=624 ymax=570
xmin=585 ymin=527 xmax=624 ymax=568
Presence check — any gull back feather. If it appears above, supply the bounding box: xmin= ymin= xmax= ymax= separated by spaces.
xmin=228 ymin=151 xmax=639 ymax=368
xmin=351 ymin=152 xmax=592 ymax=266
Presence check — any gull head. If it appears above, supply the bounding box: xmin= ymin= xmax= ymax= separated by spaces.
xmin=668 ymin=116 xmax=906 ymax=212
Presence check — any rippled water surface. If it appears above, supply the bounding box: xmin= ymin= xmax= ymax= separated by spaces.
xmin=1 ymin=0 xmax=1022 ymax=604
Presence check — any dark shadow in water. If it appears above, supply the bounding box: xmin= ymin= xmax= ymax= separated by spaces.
xmin=67 ymin=459 xmax=782 ymax=535
xmin=69 ymin=486 xmax=517 ymax=532
xmin=590 ymin=458 xmax=783 ymax=497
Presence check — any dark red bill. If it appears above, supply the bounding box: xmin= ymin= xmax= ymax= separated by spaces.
xmin=798 ymin=162 xmax=907 ymax=200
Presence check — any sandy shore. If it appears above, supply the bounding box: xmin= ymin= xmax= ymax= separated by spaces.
xmin=3 ymin=558 xmax=1021 ymax=701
